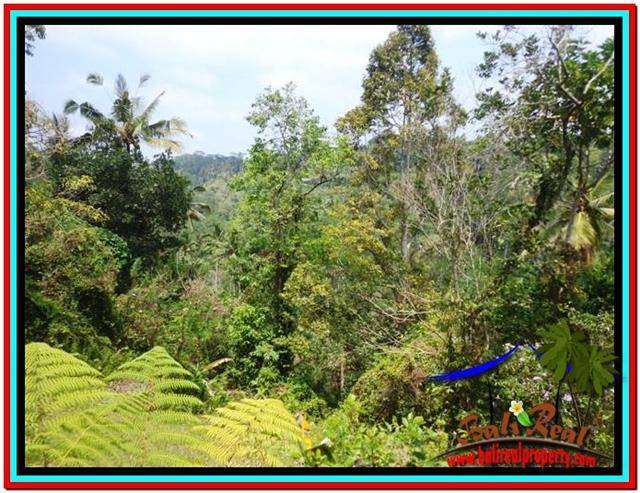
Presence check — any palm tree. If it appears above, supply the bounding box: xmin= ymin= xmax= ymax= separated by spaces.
xmin=186 ymin=185 xmax=211 ymax=229
xmin=64 ymin=73 xmax=190 ymax=153
xmin=547 ymin=170 xmax=614 ymax=263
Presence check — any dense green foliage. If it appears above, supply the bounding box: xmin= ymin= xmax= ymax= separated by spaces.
xmin=47 ymin=126 xmax=190 ymax=260
xmin=25 ymin=184 xmax=126 ymax=360
xmin=24 ymin=24 xmax=616 ymax=467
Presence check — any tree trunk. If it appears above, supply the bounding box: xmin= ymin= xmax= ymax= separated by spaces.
xmin=554 ymin=380 xmax=563 ymax=425
xmin=339 ymin=358 xmax=345 ymax=397
xmin=401 ymin=218 xmax=412 ymax=263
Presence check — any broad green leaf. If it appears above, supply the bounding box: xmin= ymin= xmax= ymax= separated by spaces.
xmin=517 ymin=411 xmax=533 ymax=427
xmin=572 ymin=346 xmax=616 ymax=395
xmin=537 ymin=321 xmax=588 ymax=383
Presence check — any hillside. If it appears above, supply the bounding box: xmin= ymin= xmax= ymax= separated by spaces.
xmin=173 ymin=152 xmax=244 ymax=184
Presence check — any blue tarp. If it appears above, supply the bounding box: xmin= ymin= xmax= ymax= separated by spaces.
xmin=426 ymin=343 xmax=573 ymax=382
xmin=427 ymin=344 xmax=521 ymax=382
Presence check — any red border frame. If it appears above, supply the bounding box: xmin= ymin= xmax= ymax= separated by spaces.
xmin=3 ymin=3 xmax=636 ymax=490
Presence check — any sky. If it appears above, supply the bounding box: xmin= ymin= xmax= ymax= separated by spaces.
xmin=25 ymin=24 xmax=614 ymax=155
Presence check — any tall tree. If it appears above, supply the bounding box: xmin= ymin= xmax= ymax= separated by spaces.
xmin=476 ymin=27 xmax=614 ymax=239
xmin=64 ymin=73 xmax=190 ymax=153
xmin=48 ymin=122 xmax=190 ymax=261
xmin=339 ymin=25 xmax=461 ymax=262
xmin=227 ymin=84 xmax=348 ymax=386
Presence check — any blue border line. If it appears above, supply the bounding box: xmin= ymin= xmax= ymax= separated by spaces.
xmin=621 ymin=9 xmax=631 ymax=487
xmin=9 ymin=8 xmax=631 ymax=484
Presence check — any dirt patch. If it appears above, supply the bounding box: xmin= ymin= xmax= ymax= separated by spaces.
xmin=108 ymin=379 xmax=153 ymax=393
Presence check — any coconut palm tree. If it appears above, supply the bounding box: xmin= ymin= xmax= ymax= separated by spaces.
xmin=546 ymin=170 xmax=614 ymax=263
xmin=64 ymin=73 xmax=190 ymax=153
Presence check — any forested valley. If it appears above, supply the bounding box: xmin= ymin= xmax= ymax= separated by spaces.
xmin=24 ymin=24 xmax=616 ymax=467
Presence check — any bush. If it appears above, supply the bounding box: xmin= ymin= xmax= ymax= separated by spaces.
xmin=115 ymin=271 xmax=227 ymax=367
xmin=25 ymin=185 xmax=126 ymax=359
xmin=226 ymin=303 xmax=290 ymax=389
xmin=308 ymin=395 xmax=448 ymax=466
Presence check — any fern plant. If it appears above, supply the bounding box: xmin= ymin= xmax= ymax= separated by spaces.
xmin=25 ymin=343 xmax=306 ymax=467
xmin=26 ymin=343 xmax=110 ymax=443
xmin=106 ymin=346 xmax=203 ymax=412
xmin=195 ymin=398 xmax=306 ymax=466
xmin=26 ymin=343 xmax=206 ymax=466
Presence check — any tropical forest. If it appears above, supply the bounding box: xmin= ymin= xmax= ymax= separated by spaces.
xmin=24 ymin=24 xmax=616 ymax=467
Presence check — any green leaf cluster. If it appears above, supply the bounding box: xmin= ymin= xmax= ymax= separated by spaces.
xmin=538 ymin=320 xmax=615 ymax=395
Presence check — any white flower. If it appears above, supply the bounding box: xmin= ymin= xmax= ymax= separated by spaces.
xmin=509 ymin=400 xmax=524 ymax=416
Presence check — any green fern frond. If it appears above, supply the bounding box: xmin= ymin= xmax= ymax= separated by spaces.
xmin=26 ymin=343 xmax=110 ymax=441
xmin=26 ymin=343 xmax=208 ymax=467
xmin=26 ymin=344 xmax=306 ymax=467
xmin=145 ymin=453 xmax=204 ymax=467
xmin=195 ymin=398 xmax=306 ymax=466
xmin=147 ymin=410 xmax=202 ymax=426
xmin=154 ymin=379 xmax=202 ymax=395
xmin=106 ymin=346 xmax=203 ymax=411
xmin=154 ymin=394 xmax=204 ymax=412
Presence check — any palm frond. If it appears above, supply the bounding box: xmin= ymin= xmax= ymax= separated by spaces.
xmin=63 ymin=100 xmax=79 ymax=115
xmin=167 ymin=117 xmax=191 ymax=136
xmin=138 ymin=74 xmax=151 ymax=89
xmin=597 ymin=207 xmax=615 ymax=220
xmin=589 ymin=192 xmax=614 ymax=208
xmin=63 ymin=100 xmax=103 ymax=122
xmin=589 ymin=169 xmax=614 ymax=196
xmin=114 ymin=74 xmax=128 ymax=98
xmin=146 ymin=117 xmax=191 ymax=138
xmin=139 ymin=91 xmax=165 ymax=122
xmin=86 ymin=73 xmax=104 ymax=86
xmin=144 ymin=137 xmax=182 ymax=152
xmin=567 ymin=210 xmax=597 ymax=249
xmin=79 ymin=102 xmax=104 ymax=122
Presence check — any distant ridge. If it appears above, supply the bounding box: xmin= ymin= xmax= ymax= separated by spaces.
xmin=173 ymin=152 xmax=244 ymax=184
